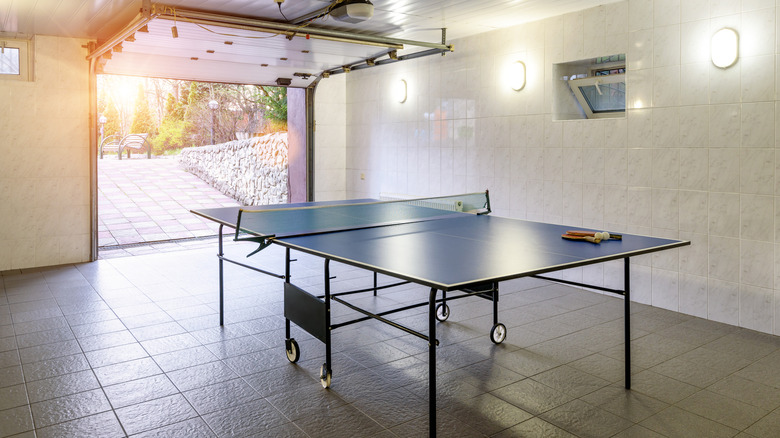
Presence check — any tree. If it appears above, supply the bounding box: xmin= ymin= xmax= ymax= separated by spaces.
xmin=153 ymin=92 xmax=191 ymax=153
xmin=97 ymin=75 xmax=289 ymax=151
xmin=183 ymin=82 xmax=208 ymax=120
xmin=180 ymin=82 xmax=214 ymax=145
xmin=163 ymin=92 xmax=185 ymax=121
xmin=101 ymin=98 xmax=121 ymax=137
xmin=257 ymin=86 xmax=287 ymax=126
xmin=130 ymin=84 xmax=156 ymax=134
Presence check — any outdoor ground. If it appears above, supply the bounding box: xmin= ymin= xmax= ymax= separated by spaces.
xmin=98 ymin=155 xmax=239 ymax=254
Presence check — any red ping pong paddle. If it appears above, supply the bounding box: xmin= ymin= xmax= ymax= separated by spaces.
xmin=565 ymin=231 xmax=622 ymax=240
xmin=562 ymin=230 xmax=622 ymax=243
xmin=562 ymin=234 xmax=601 ymax=243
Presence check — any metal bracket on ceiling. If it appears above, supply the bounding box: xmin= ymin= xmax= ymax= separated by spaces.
xmin=88 ymin=2 xmax=456 ymax=83
xmin=317 ymin=45 xmax=451 ymax=80
xmin=86 ymin=13 xmax=156 ymax=61
xmin=141 ymin=0 xmax=152 ymax=19
xmin=152 ymin=4 xmax=451 ymax=52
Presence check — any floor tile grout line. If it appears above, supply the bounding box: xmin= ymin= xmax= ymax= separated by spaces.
xmin=8 ymin=250 xmax=780 ymax=436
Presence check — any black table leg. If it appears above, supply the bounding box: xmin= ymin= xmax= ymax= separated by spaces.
xmin=624 ymin=257 xmax=631 ymax=389
xmin=492 ymin=282 xmax=499 ymax=326
xmin=323 ymin=259 xmax=333 ymax=388
xmin=285 ymin=248 xmax=291 ymax=342
xmin=218 ymin=224 xmax=224 ymax=326
xmin=428 ymin=287 xmax=437 ymax=437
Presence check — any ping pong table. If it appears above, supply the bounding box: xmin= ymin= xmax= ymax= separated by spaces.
xmin=192 ymin=191 xmax=689 ymax=437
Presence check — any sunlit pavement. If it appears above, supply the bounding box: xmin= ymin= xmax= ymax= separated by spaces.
xmin=98 ymin=155 xmax=239 ymax=256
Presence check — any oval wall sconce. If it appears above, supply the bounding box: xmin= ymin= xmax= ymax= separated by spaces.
xmin=395 ymin=79 xmax=407 ymax=103
xmin=711 ymin=28 xmax=738 ymax=69
xmin=510 ymin=61 xmax=526 ymax=91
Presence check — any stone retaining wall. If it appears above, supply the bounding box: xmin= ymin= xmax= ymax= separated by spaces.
xmin=178 ymin=132 xmax=288 ymax=205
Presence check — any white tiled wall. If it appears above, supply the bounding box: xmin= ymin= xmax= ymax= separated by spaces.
xmin=0 ymin=36 xmax=91 ymax=270
xmin=314 ymin=74 xmax=347 ymax=201
xmin=319 ymin=0 xmax=780 ymax=334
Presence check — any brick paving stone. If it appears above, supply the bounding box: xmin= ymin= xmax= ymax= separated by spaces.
xmin=98 ymin=157 xmax=240 ymax=249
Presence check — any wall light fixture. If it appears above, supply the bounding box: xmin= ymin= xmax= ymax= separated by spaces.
xmin=711 ymin=28 xmax=738 ymax=68
xmin=510 ymin=61 xmax=526 ymax=91
xmin=396 ymin=79 xmax=407 ymax=103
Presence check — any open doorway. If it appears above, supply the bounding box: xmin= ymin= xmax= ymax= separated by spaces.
xmin=96 ymin=75 xmax=301 ymax=252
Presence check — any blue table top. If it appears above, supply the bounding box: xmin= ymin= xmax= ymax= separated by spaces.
xmin=274 ymin=214 xmax=688 ymax=290
xmin=193 ymin=201 xmax=689 ymax=291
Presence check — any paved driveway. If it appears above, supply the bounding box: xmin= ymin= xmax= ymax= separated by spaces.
xmin=98 ymin=156 xmax=239 ymax=247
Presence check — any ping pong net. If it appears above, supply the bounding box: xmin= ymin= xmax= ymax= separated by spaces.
xmin=233 ymin=190 xmax=491 ymax=247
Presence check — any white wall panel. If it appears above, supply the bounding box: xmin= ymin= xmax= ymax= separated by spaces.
xmin=0 ymin=36 xmax=91 ymax=270
xmin=327 ymin=0 xmax=780 ymax=334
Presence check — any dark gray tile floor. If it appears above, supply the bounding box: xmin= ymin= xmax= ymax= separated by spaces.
xmin=2 ymin=241 xmax=780 ymax=437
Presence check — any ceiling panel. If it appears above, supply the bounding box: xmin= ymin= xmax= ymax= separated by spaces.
xmin=105 ymin=18 xmax=390 ymax=85
xmin=1 ymin=0 xmax=619 ymax=42
xmin=102 ymin=52 xmax=316 ymax=85
xmin=1 ymin=0 xmax=619 ymax=85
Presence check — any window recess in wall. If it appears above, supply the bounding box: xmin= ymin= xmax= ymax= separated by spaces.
xmin=0 ymin=39 xmax=32 ymax=81
xmin=554 ymin=54 xmax=625 ymax=120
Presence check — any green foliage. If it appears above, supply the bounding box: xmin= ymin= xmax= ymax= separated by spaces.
xmin=130 ymin=85 xmax=156 ymax=135
xmin=153 ymin=119 xmax=191 ymax=153
xmin=151 ymin=91 xmax=190 ymax=152
xmin=97 ymin=76 xmax=290 ymax=152
xmin=163 ymin=93 xmax=185 ymax=121
xmin=183 ymin=82 xmax=208 ymax=120
xmin=262 ymin=119 xmax=288 ymax=134
xmin=101 ymin=98 xmax=121 ymax=137
xmin=257 ymin=86 xmax=287 ymax=124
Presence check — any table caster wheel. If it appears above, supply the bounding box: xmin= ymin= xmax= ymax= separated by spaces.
xmin=285 ymin=338 xmax=300 ymax=363
xmin=490 ymin=323 xmax=506 ymax=344
xmin=435 ymin=303 xmax=450 ymax=322
xmin=320 ymin=363 xmax=332 ymax=388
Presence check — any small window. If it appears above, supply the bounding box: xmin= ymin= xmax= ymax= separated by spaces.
xmin=553 ymin=54 xmax=626 ymax=120
xmin=1 ymin=47 xmax=20 ymax=75
xmin=568 ymin=74 xmax=626 ymax=118
xmin=0 ymin=40 xmax=31 ymax=81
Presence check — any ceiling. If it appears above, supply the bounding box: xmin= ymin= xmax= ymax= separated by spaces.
xmin=0 ymin=0 xmax=617 ymax=86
